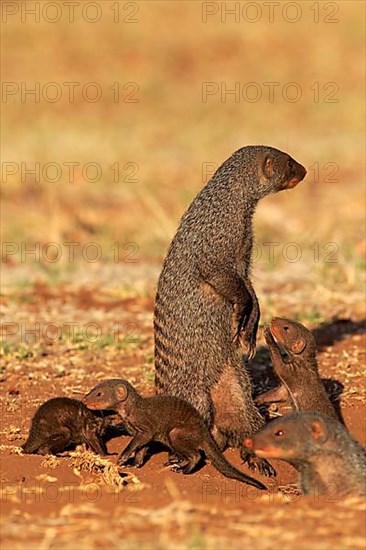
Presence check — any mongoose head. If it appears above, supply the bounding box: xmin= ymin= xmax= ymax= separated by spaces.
xmin=243 ymin=412 xmax=331 ymax=461
xmin=234 ymin=146 xmax=306 ymax=199
xmin=83 ymin=379 xmax=137 ymax=411
xmin=269 ymin=317 xmax=317 ymax=363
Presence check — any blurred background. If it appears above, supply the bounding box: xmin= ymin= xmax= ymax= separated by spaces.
xmin=2 ymin=1 xmax=365 ymax=305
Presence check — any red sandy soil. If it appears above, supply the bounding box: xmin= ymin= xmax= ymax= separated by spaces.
xmin=1 ymin=285 xmax=365 ymax=549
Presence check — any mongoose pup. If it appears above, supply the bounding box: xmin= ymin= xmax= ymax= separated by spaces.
xmin=22 ymin=397 xmax=110 ymax=455
xmin=244 ymin=412 xmax=366 ymax=496
xmin=83 ymin=379 xmax=267 ymax=490
xmin=256 ymin=318 xmax=338 ymax=420
xmin=154 ymin=145 xmax=306 ymax=472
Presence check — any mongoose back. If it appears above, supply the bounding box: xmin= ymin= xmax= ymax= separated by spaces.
xmin=154 ymin=145 xmax=306 ymax=471
xmin=83 ymin=379 xmax=267 ymax=490
xmin=244 ymin=412 xmax=366 ymax=496
xmin=22 ymin=397 xmax=109 ymax=455
xmin=256 ymin=318 xmax=338 ymax=420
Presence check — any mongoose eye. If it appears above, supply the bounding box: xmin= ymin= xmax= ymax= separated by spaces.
xmin=283 ymin=326 xmax=289 ymax=331
xmin=96 ymin=391 xmax=102 ymax=397
xmin=274 ymin=430 xmax=284 ymax=436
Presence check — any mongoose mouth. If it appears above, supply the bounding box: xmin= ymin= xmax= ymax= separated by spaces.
xmin=83 ymin=401 xmax=104 ymax=410
xmin=251 ymin=445 xmax=293 ymax=459
xmin=284 ymin=175 xmax=303 ymax=189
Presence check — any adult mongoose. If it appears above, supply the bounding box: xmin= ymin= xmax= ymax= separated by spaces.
xmin=256 ymin=318 xmax=338 ymax=420
xmin=22 ymin=397 xmax=110 ymax=455
xmin=83 ymin=379 xmax=267 ymax=489
xmin=154 ymin=145 xmax=306 ymax=472
xmin=243 ymin=412 xmax=366 ymax=495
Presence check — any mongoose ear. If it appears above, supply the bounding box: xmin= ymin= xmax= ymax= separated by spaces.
xmin=310 ymin=419 xmax=327 ymax=442
xmin=116 ymin=385 xmax=128 ymax=401
xmin=263 ymin=156 xmax=274 ymax=179
xmin=291 ymin=338 xmax=306 ymax=354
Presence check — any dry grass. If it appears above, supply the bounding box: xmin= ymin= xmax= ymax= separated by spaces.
xmin=69 ymin=446 xmax=141 ymax=490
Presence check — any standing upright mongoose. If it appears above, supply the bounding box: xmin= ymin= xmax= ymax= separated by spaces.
xmin=154 ymin=145 xmax=306 ymax=473
xmin=243 ymin=412 xmax=366 ymax=495
xmin=22 ymin=397 xmax=110 ymax=455
xmin=256 ymin=318 xmax=338 ymax=420
xmin=83 ymin=379 xmax=267 ymax=489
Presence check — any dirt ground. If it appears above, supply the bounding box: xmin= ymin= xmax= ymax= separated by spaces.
xmin=1 ymin=272 xmax=365 ymax=550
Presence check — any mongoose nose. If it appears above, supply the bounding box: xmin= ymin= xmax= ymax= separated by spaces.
xmin=244 ymin=438 xmax=253 ymax=450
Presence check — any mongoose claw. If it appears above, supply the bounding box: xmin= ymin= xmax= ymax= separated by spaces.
xmin=254 ymin=457 xmax=276 ymax=478
xmin=170 ymin=463 xmax=184 ymax=473
xmin=130 ymin=454 xmax=145 ymax=468
xmin=240 ymin=333 xmax=257 ymax=361
xmin=245 ymin=342 xmax=257 ymax=361
xmin=241 ymin=448 xmax=276 ymax=478
xmin=117 ymin=453 xmax=130 ymax=467
xmin=164 ymin=455 xmax=184 ymax=467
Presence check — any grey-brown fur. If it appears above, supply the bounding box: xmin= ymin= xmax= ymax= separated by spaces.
xmin=22 ymin=397 xmax=109 ymax=455
xmin=256 ymin=318 xmax=338 ymax=420
xmin=83 ymin=379 xmax=267 ymax=489
xmin=154 ymin=145 xmax=306 ymax=473
xmin=244 ymin=412 xmax=366 ymax=495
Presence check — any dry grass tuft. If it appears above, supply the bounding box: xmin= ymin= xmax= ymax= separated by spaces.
xmin=0 ymin=444 xmax=23 ymax=455
xmin=69 ymin=446 xmax=141 ymax=490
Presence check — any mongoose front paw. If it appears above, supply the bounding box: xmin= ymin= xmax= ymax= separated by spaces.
xmin=163 ymin=455 xmax=183 ymax=467
xmin=117 ymin=453 xmax=131 ymax=467
xmin=170 ymin=460 xmax=192 ymax=474
xmin=241 ymin=448 xmax=276 ymax=478
xmin=240 ymin=331 xmax=257 ymax=360
xmin=170 ymin=463 xmax=184 ymax=473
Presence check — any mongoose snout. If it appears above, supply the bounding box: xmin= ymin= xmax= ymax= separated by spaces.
xmin=285 ymin=161 xmax=307 ymax=189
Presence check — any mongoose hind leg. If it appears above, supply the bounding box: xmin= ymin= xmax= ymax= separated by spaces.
xmin=211 ymin=425 xmax=228 ymax=452
xmin=211 ymin=363 xmax=276 ymax=478
xmin=168 ymin=426 xmax=203 ymax=474
xmin=36 ymin=428 xmax=73 ymax=455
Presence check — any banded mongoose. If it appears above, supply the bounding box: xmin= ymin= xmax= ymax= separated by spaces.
xmin=256 ymin=318 xmax=338 ymax=420
xmin=83 ymin=379 xmax=267 ymax=490
xmin=244 ymin=412 xmax=366 ymax=496
xmin=22 ymin=397 xmax=110 ymax=455
xmin=154 ymin=145 xmax=306 ymax=472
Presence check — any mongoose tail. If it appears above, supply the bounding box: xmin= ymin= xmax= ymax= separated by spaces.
xmin=201 ymin=435 xmax=267 ymax=490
